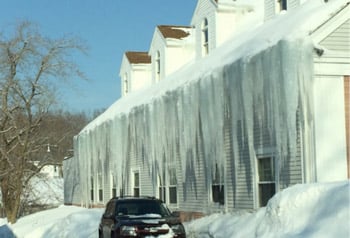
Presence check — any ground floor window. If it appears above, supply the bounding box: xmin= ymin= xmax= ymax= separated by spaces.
xmin=159 ymin=176 xmax=166 ymax=202
xmin=169 ymin=168 xmax=177 ymax=204
xmin=258 ymin=157 xmax=276 ymax=207
xmin=111 ymin=174 xmax=117 ymax=197
xmin=133 ymin=171 xmax=140 ymax=197
xmin=98 ymin=173 xmax=103 ymax=202
xmin=90 ymin=176 xmax=94 ymax=202
xmin=212 ymin=164 xmax=224 ymax=205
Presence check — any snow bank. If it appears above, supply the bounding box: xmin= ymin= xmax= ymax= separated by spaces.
xmin=185 ymin=180 xmax=350 ymax=238
xmin=9 ymin=206 xmax=104 ymax=238
xmin=0 ymin=181 xmax=348 ymax=237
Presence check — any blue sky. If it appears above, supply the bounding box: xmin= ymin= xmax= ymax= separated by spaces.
xmin=0 ymin=0 xmax=197 ymax=113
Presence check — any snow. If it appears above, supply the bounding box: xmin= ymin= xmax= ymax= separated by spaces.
xmin=0 ymin=180 xmax=348 ymax=237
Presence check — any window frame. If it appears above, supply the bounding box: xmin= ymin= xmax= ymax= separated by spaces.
xmin=133 ymin=170 xmax=140 ymax=197
xmin=276 ymin=0 xmax=287 ymax=12
xmin=211 ymin=163 xmax=225 ymax=205
xmin=111 ymin=173 xmax=117 ymax=198
xmin=98 ymin=172 xmax=103 ymax=202
xmin=168 ymin=167 xmax=178 ymax=205
xmin=201 ymin=18 xmax=209 ymax=57
xmin=257 ymin=157 xmax=276 ymax=207
xmin=155 ymin=51 xmax=161 ymax=82
xmin=90 ymin=176 xmax=94 ymax=202
xmin=123 ymin=73 xmax=129 ymax=95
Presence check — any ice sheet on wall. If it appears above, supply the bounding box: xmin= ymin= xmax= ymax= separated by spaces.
xmin=72 ymin=37 xmax=314 ymax=207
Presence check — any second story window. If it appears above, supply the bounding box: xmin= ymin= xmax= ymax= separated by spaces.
xmin=201 ymin=18 xmax=209 ymax=57
xmin=277 ymin=0 xmax=287 ymax=12
xmin=123 ymin=73 xmax=129 ymax=95
xmin=155 ymin=51 xmax=161 ymax=82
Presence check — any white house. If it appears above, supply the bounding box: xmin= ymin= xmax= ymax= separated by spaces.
xmin=64 ymin=0 xmax=350 ymax=221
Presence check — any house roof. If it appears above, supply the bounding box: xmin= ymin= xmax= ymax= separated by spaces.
xmin=125 ymin=51 xmax=151 ymax=64
xmin=157 ymin=25 xmax=191 ymax=39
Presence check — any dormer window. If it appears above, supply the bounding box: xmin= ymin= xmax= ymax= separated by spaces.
xmin=277 ymin=0 xmax=287 ymax=12
xmin=155 ymin=51 xmax=161 ymax=81
xmin=201 ymin=18 xmax=209 ymax=57
xmin=123 ymin=73 xmax=129 ymax=95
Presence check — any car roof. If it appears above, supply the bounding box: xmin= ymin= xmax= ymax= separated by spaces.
xmin=109 ymin=196 xmax=163 ymax=202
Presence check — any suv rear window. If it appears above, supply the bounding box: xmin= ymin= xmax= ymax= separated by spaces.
xmin=116 ymin=200 xmax=171 ymax=217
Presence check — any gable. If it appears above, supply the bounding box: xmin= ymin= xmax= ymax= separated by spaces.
xmin=191 ymin=0 xmax=217 ymax=25
xmin=311 ymin=2 xmax=350 ymax=54
xmin=319 ymin=19 xmax=350 ymax=52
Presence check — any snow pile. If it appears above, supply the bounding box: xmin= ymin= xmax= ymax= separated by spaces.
xmin=0 ymin=181 xmax=348 ymax=237
xmin=185 ymin=180 xmax=350 ymax=238
xmin=8 ymin=206 xmax=103 ymax=238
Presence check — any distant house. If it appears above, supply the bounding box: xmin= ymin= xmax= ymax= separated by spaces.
xmin=64 ymin=0 xmax=350 ymax=220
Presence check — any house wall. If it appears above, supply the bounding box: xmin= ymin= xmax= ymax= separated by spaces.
xmin=313 ymin=76 xmax=347 ymax=182
xmin=130 ymin=65 xmax=152 ymax=92
xmin=215 ymin=11 xmax=238 ymax=47
xmin=165 ymin=38 xmax=195 ymax=78
xmin=63 ymin=157 xmax=82 ymax=206
xmin=74 ymin=39 xmax=312 ymax=214
xmin=312 ymin=10 xmax=350 ymax=182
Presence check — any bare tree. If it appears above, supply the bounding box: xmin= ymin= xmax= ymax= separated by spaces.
xmin=0 ymin=21 xmax=87 ymax=223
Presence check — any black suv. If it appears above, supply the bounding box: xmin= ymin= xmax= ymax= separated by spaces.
xmin=99 ymin=196 xmax=186 ymax=238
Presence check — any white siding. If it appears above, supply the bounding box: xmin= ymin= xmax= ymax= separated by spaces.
xmin=313 ymin=76 xmax=348 ymax=182
xmin=320 ymin=19 xmax=350 ymax=52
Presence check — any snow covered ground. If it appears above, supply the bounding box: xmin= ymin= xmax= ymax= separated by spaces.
xmin=0 ymin=180 xmax=348 ymax=238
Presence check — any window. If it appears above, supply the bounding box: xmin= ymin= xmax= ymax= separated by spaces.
xmin=123 ymin=73 xmax=129 ymax=95
xmin=98 ymin=173 xmax=103 ymax=202
xmin=201 ymin=18 xmax=209 ymax=57
xmin=133 ymin=171 xmax=140 ymax=197
xmin=168 ymin=168 xmax=177 ymax=204
xmin=212 ymin=164 xmax=224 ymax=205
xmin=155 ymin=51 xmax=161 ymax=81
xmin=277 ymin=0 xmax=287 ymax=12
xmin=90 ymin=176 xmax=94 ymax=202
xmin=158 ymin=175 xmax=166 ymax=202
xmin=111 ymin=174 xmax=117 ymax=197
xmin=258 ymin=157 xmax=276 ymax=207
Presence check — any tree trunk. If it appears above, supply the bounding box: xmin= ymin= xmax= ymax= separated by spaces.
xmin=1 ymin=177 xmax=22 ymax=224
